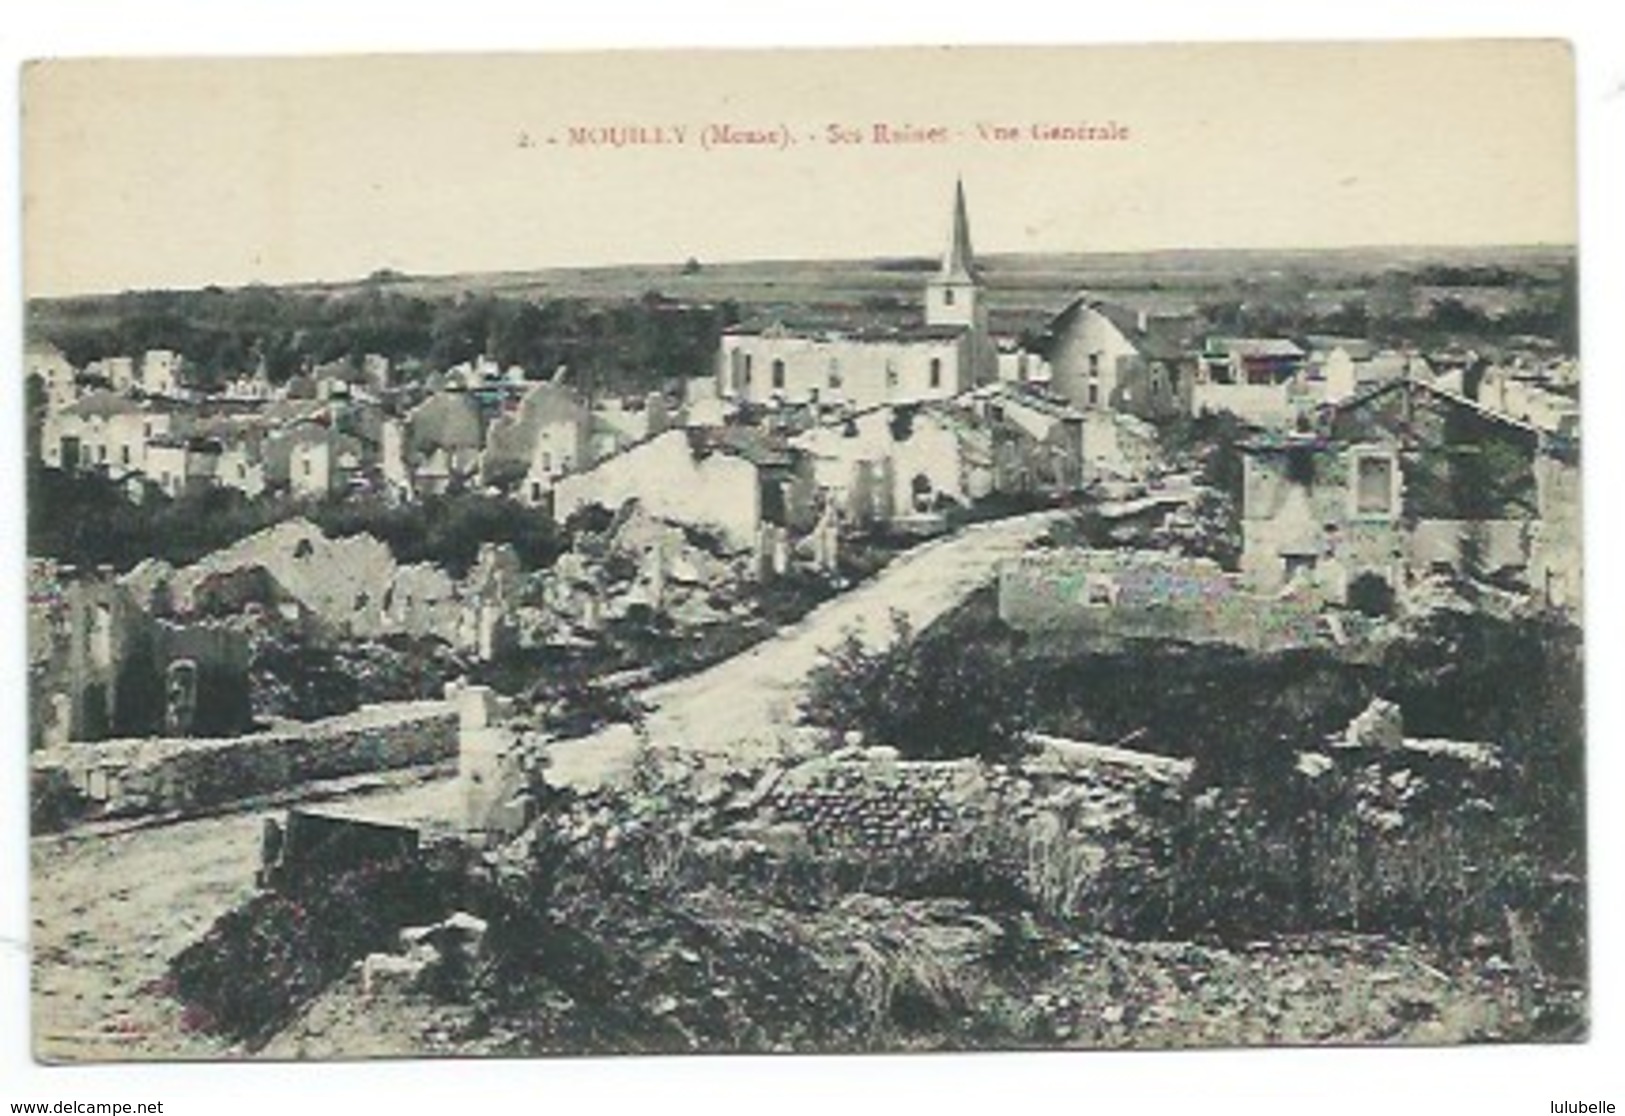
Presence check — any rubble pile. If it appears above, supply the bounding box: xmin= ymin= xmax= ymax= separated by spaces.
xmin=538 ymin=502 xmax=751 ymax=641
xmin=1294 ymin=696 xmax=1508 ymax=833
xmin=168 ymin=858 xmax=446 ymax=1046
xmin=360 ymin=911 xmax=490 ymax=998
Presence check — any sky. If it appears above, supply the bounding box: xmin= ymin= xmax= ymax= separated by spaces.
xmin=23 ymin=41 xmax=1577 ymax=296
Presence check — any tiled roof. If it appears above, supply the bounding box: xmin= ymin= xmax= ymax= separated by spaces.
xmin=725 ymin=319 xmax=968 ymax=343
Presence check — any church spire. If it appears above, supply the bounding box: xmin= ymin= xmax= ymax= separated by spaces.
xmin=941 ymin=176 xmax=976 ymax=282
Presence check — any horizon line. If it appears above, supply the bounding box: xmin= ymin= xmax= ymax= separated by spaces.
xmin=27 ymin=239 xmax=1579 ymax=303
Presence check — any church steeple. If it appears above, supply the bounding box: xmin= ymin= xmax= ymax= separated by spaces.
xmin=925 ymin=177 xmax=985 ymax=330
xmin=941 ymin=176 xmax=977 ymax=283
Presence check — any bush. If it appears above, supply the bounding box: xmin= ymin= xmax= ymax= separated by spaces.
xmin=1126 ymin=745 xmax=1586 ymax=986
xmin=800 ymin=610 xmax=1035 ymax=762
xmin=31 ymin=766 xmax=91 ymax=833
xmin=1346 ymin=572 xmax=1396 ymax=618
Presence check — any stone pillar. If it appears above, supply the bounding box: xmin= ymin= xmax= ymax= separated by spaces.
xmin=754 ymin=523 xmax=775 ymax=581
xmin=772 ymin=526 xmax=791 ymax=577
xmin=580 ymin=588 xmax=603 ymax=633
xmin=476 ymin=604 xmax=504 ymax=663
xmin=457 ymin=684 xmax=498 ymax=732
xmin=813 ymin=503 xmax=840 ymax=573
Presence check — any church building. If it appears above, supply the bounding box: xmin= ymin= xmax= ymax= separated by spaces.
xmin=716 ymin=180 xmax=999 ymax=410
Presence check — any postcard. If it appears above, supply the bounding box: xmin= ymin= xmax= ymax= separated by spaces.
xmin=22 ymin=40 xmax=1582 ymax=1061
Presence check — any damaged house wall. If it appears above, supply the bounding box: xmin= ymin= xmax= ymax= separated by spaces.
xmin=482 ymin=381 xmax=594 ymax=493
xmin=967 ymin=389 xmax=1087 ymax=494
xmin=144 ymin=518 xmax=535 ymax=658
xmin=1239 ymin=382 xmax=1550 ymax=602
xmin=1531 ymin=449 xmax=1582 ymax=611
xmin=32 ymin=569 xmax=254 ymax=746
xmin=793 ymin=405 xmax=978 ymax=530
xmin=165 ymin=519 xmax=400 ymax=638
xmin=1240 ymin=444 xmax=1405 ymax=601
xmin=551 ymin=428 xmax=765 ymax=551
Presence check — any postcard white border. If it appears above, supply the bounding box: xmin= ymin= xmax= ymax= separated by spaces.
xmin=3 ymin=4 xmax=1622 ymax=1115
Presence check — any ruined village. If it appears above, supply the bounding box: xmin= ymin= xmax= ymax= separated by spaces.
xmin=26 ymin=179 xmax=1585 ymax=1058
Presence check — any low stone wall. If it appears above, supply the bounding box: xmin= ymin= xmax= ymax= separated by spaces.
xmin=757 ymin=754 xmax=987 ymax=849
xmin=31 ymin=700 xmax=457 ymax=820
xmin=1192 ymin=382 xmax=1307 ymax=427
xmin=999 ymin=550 xmax=1325 ymax=652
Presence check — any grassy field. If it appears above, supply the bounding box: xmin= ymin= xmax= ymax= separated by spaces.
xmin=29 ymin=242 xmax=1577 ymax=347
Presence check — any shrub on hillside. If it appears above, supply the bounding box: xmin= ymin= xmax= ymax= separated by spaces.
xmin=799 ymin=611 xmax=1035 ymax=762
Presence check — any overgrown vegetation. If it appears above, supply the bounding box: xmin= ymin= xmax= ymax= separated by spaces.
xmin=1130 ymin=753 xmax=1585 ymax=1010
xmin=800 ymin=607 xmax=1037 ymax=762
xmin=794 ymin=586 xmax=1584 ymax=996
xmin=169 ymin=856 xmax=449 ymax=1046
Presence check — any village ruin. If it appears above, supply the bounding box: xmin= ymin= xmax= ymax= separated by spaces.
xmin=26 ymin=100 xmax=1585 ymax=1059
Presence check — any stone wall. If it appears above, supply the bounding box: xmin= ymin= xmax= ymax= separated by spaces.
xmin=1192 ymin=382 xmax=1312 ymax=427
xmin=736 ymin=742 xmax=1167 ymax=862
xmin=31 ymin=700 xmax=457 ymax=821
xmin=998 ymin=549 xmax=1325 ymax=652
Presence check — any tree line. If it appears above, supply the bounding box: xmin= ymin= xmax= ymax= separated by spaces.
xmin=28 ymin=284 xmax=742 ymax=398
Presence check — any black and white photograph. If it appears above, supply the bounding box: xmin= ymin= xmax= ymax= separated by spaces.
xmin=11 ymin=31 xmax=1603 ymax=1085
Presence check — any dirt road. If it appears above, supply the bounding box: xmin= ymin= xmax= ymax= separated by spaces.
xmin=29 ymin=770 xmax=464 ymax=1062
xmin=28 ymin=510 xmax=1057 ymax=1061
xmin=543 ymin=509 xmax=1060 ymax=786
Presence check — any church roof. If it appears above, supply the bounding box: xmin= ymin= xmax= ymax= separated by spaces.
xmin=940 ymin=178 xmax=978 ymax=283
xmin=724 ymin=318 xmax=969 ymax=343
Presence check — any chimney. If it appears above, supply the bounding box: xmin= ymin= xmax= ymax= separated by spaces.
xmin=1136 ymin=309 xmax=1149 ymax=334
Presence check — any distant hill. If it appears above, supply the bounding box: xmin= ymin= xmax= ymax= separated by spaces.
xmin=27 ymin=243 xmax=1577 ymax=386
xmin=32 ymin=243 xmax=1575 ymax=311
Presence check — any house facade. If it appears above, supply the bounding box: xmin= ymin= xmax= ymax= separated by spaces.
xmin=1043 ymin=297 xmax=1196 ymax=419
xmin=144 ymin=437 xmax=223 ymax=500
xmin=28 ymin=343 xmax=79 ymax=411
xmin=140 ymin=349 xmax=185 ymax=397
